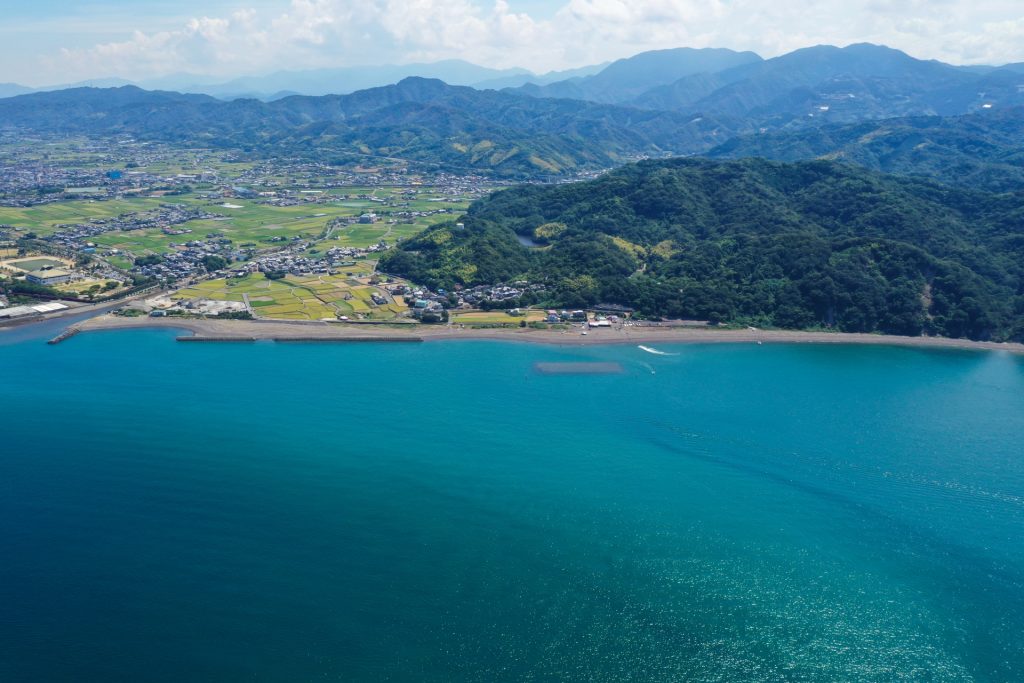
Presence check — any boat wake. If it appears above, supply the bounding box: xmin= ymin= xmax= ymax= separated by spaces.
xmin=638 ymin=345 xmax=678 ymax=356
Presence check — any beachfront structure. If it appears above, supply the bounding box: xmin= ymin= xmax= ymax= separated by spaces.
xmin=0 ymin=302 xmax=68 ymax=319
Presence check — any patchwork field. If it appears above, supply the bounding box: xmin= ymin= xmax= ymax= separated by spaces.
xmin=0 ymin=198 xmax=186 ymax=237
xmin=173 ymin=272 xmax=409 ymax=321
xmin=2 ymin=187 xmax=469 ymax=262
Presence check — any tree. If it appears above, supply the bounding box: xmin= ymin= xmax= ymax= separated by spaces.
xmin=202 ymin=255 xmax=229 ymax=272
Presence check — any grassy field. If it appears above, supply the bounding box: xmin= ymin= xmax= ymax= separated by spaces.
xmin=452 ymin=311 xmax=546 ymax=325
xmin=1 ymin=256 xmax=67 ymax=272
xmin=53 ymin=278 xmax=122 ymax=297
xmin=173 ymin=272 xmax=409 ymax=321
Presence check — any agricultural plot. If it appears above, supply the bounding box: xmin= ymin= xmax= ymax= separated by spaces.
xmin=0 ymin=198 xmax=181 ymax=236
xmin=452 ymin=311 xmax=546 ymax=326
xmin=92 ymin=230 xmax=180 ymax=255
xmin=172 ymin=272 xmax=408 ymax=321
xmin=66 ymin=189 xmax=465 ymax=257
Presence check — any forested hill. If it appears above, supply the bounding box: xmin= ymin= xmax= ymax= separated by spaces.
xmin=707 ymin=107 xmax=1024 ymax=192
xmin=0 ymin=79 xmax=713 ymax=177
xmin=381 ymin=158 xmax=1024 ymax=341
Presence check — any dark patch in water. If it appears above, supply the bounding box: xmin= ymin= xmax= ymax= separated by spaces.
xmin=534 ymin=362 xmax=623 ymax=375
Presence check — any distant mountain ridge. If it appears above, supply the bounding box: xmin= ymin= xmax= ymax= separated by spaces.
xmin=510 ymin=48 xmax=763 ymax=103
xmin=0 ymin=83 xmax=34 ymax=98
xmin=707 ymin=107 xmax=1024 ymax=192
xmin=472 ymin=63 xmax=610 ymax=91
xmin=629 ymin=44 xmax=1014 ymax=119
xmin=0 ymin=60 xmax=609 ymax=102
xmin=159 ymin=60 xmax=534 ymax=100
xmin=0 ymin=79 xmax=710 ymax=176
xmin=506 ymin=44 xmax=1024 ymax=143
xmin=499 ymin=43 xmax=1024 ymax=152
xmin=4 ymin=43 xmax=1024 ymax=186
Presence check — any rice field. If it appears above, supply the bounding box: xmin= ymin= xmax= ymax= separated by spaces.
xmin=173 ymin=272 xmax=408 ymax=321
xmin=452 ymin=311 xmax=546 ymax=326
xmin=0 ymin=198 xmax=185 ymax=237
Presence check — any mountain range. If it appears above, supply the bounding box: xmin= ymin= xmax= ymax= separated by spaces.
xmin=628 ymin=44 xmax=1024 ymax=127
xmin=0 ymin=79 xmax=703 ymax=176
xmin=6 ymin=44 xmax=1024 ymax=106
xmin=708 ymin=107 xmax=1024 ymax=192
xmin=512 ymin=48 xmax=762 ymax=103
xmin=0 ymin=60 xmax=608 ymax=102
xmin=2 ymin=43 xmax=1023 ymax=184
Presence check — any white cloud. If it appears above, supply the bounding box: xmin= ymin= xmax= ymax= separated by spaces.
xmin=32 ymin=0 xmax=1024 ymax=84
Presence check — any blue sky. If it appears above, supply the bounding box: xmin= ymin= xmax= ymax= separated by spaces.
xmin=4 ymin=1 xmax=1024 ymax=86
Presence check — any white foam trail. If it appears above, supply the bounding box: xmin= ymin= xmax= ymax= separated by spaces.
xmin=638 ymin=345 xmax=678 ymax=356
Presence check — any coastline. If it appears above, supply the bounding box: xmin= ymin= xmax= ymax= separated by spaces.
xmin=68 ymin=313 xmax=1024 ymax=354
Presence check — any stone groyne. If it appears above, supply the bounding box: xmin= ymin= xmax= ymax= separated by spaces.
xmin=47 ymin=327 xmax=81 ymax=345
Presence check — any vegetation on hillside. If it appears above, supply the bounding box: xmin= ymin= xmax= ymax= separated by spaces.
xmin=708 ymin=108 xmax=1024 ymax=192
xmin=0 ymin=79 xmax=708 ymax=177
xmin=381 ymin=158 xmax=1024 ymax=341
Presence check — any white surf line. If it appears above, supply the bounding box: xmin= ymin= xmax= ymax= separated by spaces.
xmin=638 ymin=345 xmax=679 ymax=356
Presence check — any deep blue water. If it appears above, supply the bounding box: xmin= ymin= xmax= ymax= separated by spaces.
xmin=2 ymin=325 xmax=1023 ymax=681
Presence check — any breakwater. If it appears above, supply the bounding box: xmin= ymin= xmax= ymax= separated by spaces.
xmin=47 ymin=327 xmax=81 ymax=345
xmin=177 ymin=336 xmax=257 ymax=343
xmin=177 ymin=335 xmax=423 ymax=343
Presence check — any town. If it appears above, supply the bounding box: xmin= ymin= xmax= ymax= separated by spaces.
xmin=0 ymin=134 xmax=619 ymax=329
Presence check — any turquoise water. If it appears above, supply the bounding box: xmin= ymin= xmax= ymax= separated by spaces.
xmin=1 ymin=327 xmax=1023 ymax=681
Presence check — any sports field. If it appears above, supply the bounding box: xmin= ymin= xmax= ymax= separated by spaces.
xmin=2 ymin=257 xmax=66 ymax=272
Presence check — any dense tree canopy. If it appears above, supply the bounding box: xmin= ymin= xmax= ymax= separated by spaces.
xmin=381 ymin=158 xmax=1024 ymax=341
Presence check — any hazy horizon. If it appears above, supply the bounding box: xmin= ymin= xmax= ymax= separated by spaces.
xmin=3 ymin=1 xmax=1024 ymax=87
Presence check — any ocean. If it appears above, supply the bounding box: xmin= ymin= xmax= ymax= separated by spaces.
xmin=2 ymin=325 xmax=1023 ymax=681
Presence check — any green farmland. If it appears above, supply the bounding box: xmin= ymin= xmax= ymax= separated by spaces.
xmin=2 ymin=188 xmax=468 ymax=259
xmin=173 ymin=272 xmax=410 ymax=322
xmin=0 ymin=198 xmax=192 ymax=237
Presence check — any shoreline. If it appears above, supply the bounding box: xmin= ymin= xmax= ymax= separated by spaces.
xmin=67 ymin=314 xmax=1024 ymax=354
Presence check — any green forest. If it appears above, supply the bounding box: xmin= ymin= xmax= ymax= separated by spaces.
xmin=381 ymin=157 xmax=1024 ymax=341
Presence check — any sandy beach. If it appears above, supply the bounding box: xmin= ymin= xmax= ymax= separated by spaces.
xmin=68 ymin=313 xmax=1024 ymax=354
